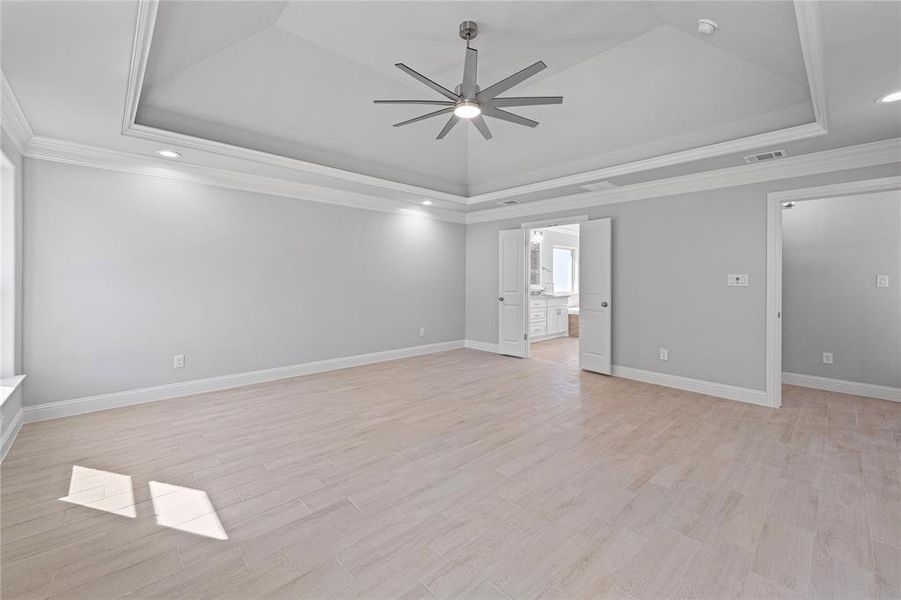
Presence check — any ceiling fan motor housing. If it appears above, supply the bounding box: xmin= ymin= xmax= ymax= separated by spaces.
xmin=459 ymin=21 xmax=479 ymax=41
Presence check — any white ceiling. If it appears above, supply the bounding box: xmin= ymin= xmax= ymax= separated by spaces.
xmin=1 ymin=1 xmax=899 ymax=213
xmin=136 ymin=1 xmax=812 ymax=195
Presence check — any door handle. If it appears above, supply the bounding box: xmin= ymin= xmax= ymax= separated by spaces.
xmin=498 ymin=296 xmax=504 ymax=302
xmin=601 ymin=301 xmax=609 ymax=307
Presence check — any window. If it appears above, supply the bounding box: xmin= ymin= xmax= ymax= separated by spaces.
xmin=1 ymin=151 xmax=16 ymax=379
xmin=553 ymin=247 xmax=576 ymax=294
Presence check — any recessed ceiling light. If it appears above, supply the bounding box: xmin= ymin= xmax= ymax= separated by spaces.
xmin=453 ymin=101 xmax=481 ymax=119
xmin=697 ymin=18 xmax=718 ymax=35
xmin=876 ymin=90 xmax=901 ymax=104
xmin=155 ymin=149 xmax=181 ymax=159
xmin=421 ymin=200 xmax=433 ymax=206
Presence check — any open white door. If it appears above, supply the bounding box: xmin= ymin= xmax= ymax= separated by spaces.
xmin=580 ymin=218 xmax=612 ymax=374
xmin=497 ymin=228 xmax=526 ymax=357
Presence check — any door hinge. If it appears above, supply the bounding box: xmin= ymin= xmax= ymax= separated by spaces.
xmin=524 ymin=333 xmax=528 ymax=340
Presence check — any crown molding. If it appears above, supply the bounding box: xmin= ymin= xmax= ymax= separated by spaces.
xmin=123 ymin=0 xmax=830 ymax=207
xmin=21 ymin=135 xmax=899 ymax=228
xmin=23 ymin=136 xmax=465 ymax=224
xmin=465 ymin=138 xmax=901 ymax=224
xmin=466 ymin=122 xmax=827 ymax=205
xmin=1 ymin=71 xmax=34 ymax=154
xmin=120 ymin=0 xmax=158 ymax=135
xmin=124 ymin=123 xmax=468 ymax=205
xmin=794 ymin=0 xmax=828 ymax=132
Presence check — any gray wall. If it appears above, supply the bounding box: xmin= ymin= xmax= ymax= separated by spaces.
xmin=23 ymin=159 xmax=465 ymax=406
xmin=466 ymin=164 xmax=901 ymax=392
xmin=783 ymin=191 xmax=901 ymax=387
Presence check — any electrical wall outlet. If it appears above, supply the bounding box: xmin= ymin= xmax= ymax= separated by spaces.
xmin=419 ymin=327 xmax=426 ymax=338
xmin=659 ymin=348 xmax=669 ymax=361
xmin=173 ymin=354 xmax=185 ymax=369
xmin=822 ymin=352 xmax=833 ymax=365
xmin=876 ymin=275 xmax=889 ymax=288
xmin=728 ymin=274 xmax=749 ymax=287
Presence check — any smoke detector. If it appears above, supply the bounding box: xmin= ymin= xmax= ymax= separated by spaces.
xmin=743 ymin=149 xmax=787 ymax=164
xmin=697 ymin=19 xmax=718 ymax=35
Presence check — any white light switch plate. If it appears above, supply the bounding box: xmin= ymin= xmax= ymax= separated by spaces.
xmin=728 ymin=274 xmax=749 ymax=287
xmin=876 ymin=275 xmax=889 ymax=288
xmin=173 ymin=354 xmax=185 ymax=369
xmin=659 ymin=348 xmax=668 ymax=361
xmin=822 ymin=352 xmax=833 ymax=365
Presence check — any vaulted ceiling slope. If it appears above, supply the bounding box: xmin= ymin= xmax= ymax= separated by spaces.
xmin=136 ymin=1 xmax=813 ymax=195
xmin=1 ymin=1 xmax=899 ymax=212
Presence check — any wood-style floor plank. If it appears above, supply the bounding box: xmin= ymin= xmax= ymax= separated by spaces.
xmin=2 ymin=337 xmax=900 ymax=599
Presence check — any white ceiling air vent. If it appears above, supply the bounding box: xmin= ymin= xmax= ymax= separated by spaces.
xmin=498 ymin=199 xmax=521 ymax=206
xmin=743 ymin=149 xmax=788 ymax=164
xmin=580 ymin=180 xmax=619 ymax=192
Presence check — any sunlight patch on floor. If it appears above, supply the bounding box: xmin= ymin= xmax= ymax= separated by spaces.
xmin=59 ymin=465 xmax=136 ymax=518
xmin=149 ymin=481 xmax=228 ymax=540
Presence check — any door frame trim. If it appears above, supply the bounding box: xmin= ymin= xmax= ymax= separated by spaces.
xmin=765 ymin=175 xmax=901 ymax=408
xmin=520 ymin=215 xmax=589 ymax=358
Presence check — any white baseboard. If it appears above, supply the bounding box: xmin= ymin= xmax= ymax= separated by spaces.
xmin=782 ymin=372 xmax=901 ymax=403
xmin=612 ymin=365 xmax=774 ymax=407
xmin=24 ymin=340 xmax=465 ymax=423
xmin=463 ymin=340 xmax=772 ymax=407
xmin=1 ymin=407 xmax=24 ymax=462
xmin=464 ymin=340 xmax=500 ymax=353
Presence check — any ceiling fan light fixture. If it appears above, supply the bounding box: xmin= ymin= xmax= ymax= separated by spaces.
xmin=454 ymin=101 xmax=481 ymax=119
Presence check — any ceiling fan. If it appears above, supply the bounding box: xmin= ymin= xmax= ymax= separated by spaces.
xmin=374 ymin=21 xmax=563 ymax=140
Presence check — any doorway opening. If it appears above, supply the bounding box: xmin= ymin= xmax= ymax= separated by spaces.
xmin=780 ymin=190 xmax=900 ymax=403
xmin=497 ymin=213 xmax=611 ymax=373
xmin=766 ymin=176 xmax=901 ymax=408
xmin=526 ymin=223 xmax=580 ymax=368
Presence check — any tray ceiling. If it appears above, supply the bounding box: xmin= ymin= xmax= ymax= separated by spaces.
xmin=136 ymin=1 xmax=814 ymax=196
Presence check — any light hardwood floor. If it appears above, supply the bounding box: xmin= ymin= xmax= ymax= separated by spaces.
xmin=2 ymin=338 xmax=900 ymax=599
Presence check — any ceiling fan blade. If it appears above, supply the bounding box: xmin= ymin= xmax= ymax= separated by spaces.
xmin=436 ymin=115 xmax=460 ymax=139
xmin=471 ymin=115 xmax=493 ymax=140
xmin=395 ymin=63 xmax=460 ymax=101
xmin=476 ymin=61 xmax=546 ymax=102
xmin=462 ymin=47 xmax=478 ymax=99
xmin=483 ymin=107 xmax=539 ymax=128
xmin=487 ymin=96 xmax=563 ymax=108
xmin=374 ymin=100 xmax=455 ymax=106
xmin=393 ymin=106 xmax=454 ymax=128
